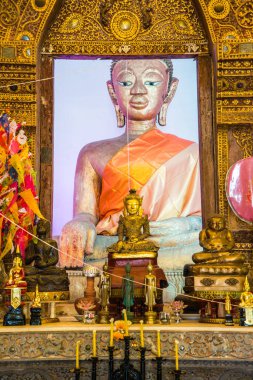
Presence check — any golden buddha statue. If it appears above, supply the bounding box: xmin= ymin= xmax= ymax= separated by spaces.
xmin=6 ymin=255 xmax=27 ymax=288
xmin=192 ymin=215 xmax=245 ymax=265
xmin=239 ymin=277 xmax=253 ymax=308
xmin=107 ymin=189 xmax=158 ymax=254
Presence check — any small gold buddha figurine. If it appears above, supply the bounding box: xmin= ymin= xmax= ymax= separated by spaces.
xmin=192 ymin=215 xmax=245 ymax=265
xmin=224 ymin=293 xmax=234 ymax=326
xmin=107 ymin=189 xmax=158 ymax=254
xmin=239 ymin=277 xmax=253 ymax=308
xmin=144 ymin=262 xmax=157 ymax=324
xmin=98 ymin=262 xmax=111 ymax=312
xmin=225 ymin=293 xmax=231 ymax=314
xmin=145 ymin=262 xmax=157 ymax=312
xmin=6 ymin=250 xmax=27 ymax=288
xmin=32 ymin=284 xmax=41 ymax=308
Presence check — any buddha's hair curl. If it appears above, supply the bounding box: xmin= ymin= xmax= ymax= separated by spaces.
xmin=110 ymin=58 xmax=174 ymax=91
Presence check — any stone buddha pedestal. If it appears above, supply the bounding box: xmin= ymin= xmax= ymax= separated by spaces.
xmin=107 ymin=251 xmax=168 ymax=319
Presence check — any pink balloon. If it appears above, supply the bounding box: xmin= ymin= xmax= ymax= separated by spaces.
xmin=226 ymin=157 xmax=253 ymax=224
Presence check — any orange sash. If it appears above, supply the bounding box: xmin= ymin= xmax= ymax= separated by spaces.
xmin=99 ymin=129 xmax=193 ymax=219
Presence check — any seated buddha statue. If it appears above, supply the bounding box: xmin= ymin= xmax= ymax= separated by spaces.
xmin=25 ymin=219 xmax=69 ymax=292
xmin=6 ymin=255 xmax=27 ymax=288
xmin=192 ymin=215 xmax=245 ymax=265
xmin=59 ymin=58 xmax=201 ymax=268
xmin=107 ymin=189 xmax=158 ymax=254
xmin=239 ymin=277 xmax=253 ymax=308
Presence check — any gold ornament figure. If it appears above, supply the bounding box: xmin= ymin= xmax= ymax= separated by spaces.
xmin=239 ymin=277 xmax=253 ymax=308
xmin=99 ymin=262 xmax=111 ymax=312
xmin=6 ymin=256 xmax=27 ymax=288
xmin=32 ymin=284 xmax=41 ymax=308
xmin=145 ymin=263 xmax=157 ymax=311
xmin=225 ymin=293 xmax=231 ymax=314
xmin=192 ymin=215 xmax=245 ymax=265
xmin=107 ymin=189 xmax=158 ymax=254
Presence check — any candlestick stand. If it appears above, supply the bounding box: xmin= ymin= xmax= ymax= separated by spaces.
xmin=91 ymin=356 xmax=98 ymax=380
xmin=70 ymin=368 xmax=81 ymax=380
xmin=239 ymin=307 xmax=246 ymax=326
xmin=140 ymin=347 xmax=146 ymax=380
xmin=156 ymin=356 xmax=163 ymax=380
xmin=108 ymin=346 xmax=114 ymax=380
xmin=173 ymin=369 xmax=182 ymax=379
xmin=112 ymin=336 xmax=141 ymax=379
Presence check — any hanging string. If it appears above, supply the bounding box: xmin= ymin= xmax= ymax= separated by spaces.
xmin=125 ymin=59 xmax=131 ymax=191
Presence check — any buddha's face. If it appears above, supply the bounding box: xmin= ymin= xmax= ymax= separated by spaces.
xmin=14 ymin=257 xmax=22 ymax=267
xmin=209 ymin=217 xmax=225 ymax=231
xmin=126 ymin=199 xmax=140 ymax=215
xmin=111 ymin=60 xmax=170 ymax=122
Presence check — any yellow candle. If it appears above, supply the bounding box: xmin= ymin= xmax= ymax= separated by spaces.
xmin=123 ymin=309 xmax=129 ymax=336
xmin=140 ymin=320 xmax=144 ymax=348
xmin=157 ymin=330 xmax=161 ymax=357
xmin=93 ymin=330 xmax=97 ymax=357
xmin=75 ymin=340 xmax=81 ymax=369
xmin=175 ymin=339 xmax=179 ymax=370
xmin=110 ymin=318 xmax=114 ymax=347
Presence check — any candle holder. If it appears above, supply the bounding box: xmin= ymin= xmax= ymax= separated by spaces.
xmin=70 ymin=367 xmax=81 ymax=380
xmin=156 ymin=356 xmax=163 ymax=380
xmin=140 ymin=346 xmax=146 ymax=380
xmin=239 ymin=307 xmax=246 ymax=326
xmin=112 ymin=336 xmax=141 ymax=379
xmin=108 ymin=345 xmax=114 ymax=380
xmin=172 ymin=369 xmax=182 ymax=380
xmin=91 ymin=356 xmax=98 ymax=380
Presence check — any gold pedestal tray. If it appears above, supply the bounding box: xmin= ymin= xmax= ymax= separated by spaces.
xmin=200 ymin=317 xmax=240 ymax=324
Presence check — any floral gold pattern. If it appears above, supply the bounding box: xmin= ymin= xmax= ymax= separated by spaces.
xmin=110 ymin=11 xmax=140 ymax=40
xmin=208 ymin=0 xmax=230 ymax=20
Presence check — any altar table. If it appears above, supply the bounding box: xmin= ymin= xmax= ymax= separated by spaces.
xmin=0 ymin=321 xmax=252 ymax=379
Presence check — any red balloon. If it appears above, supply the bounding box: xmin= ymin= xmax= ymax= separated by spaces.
xmin=226 ymin=157 xmax=253 ymax=224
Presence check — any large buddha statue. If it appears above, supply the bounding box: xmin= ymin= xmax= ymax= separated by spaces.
xmin=192 ymin=215 xmax=245 ymax=265
xmin=107 ymin=189 xmax=158 ymax=253
xmin=25 ymin=219 xmax=69 ymax=292
xmin=59 ymin=59 xmax=201 ymax=267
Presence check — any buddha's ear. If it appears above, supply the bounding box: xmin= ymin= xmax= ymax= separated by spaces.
xmin=158 ymin=78 xmax=179 ymax=126
xmin=107 ymin=81 xmax=125 ymax=128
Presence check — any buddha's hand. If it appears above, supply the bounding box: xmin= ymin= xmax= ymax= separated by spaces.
xmin=116 ymin=241 xmax=123 ymax=252
xmin=59 ymin=214 xmax=97 ymax=267
xmin=129 ymin=237 xmax=139 ymax=243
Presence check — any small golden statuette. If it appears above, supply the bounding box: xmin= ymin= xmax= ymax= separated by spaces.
xmin=144 ymin=262 xmax=157 ymax=324
xmin=224 ymin=293 xmax=234 ymax=326
xmin=32 ymin=284 xmax=41 ymax=308
xmin=107 ymin=189 xmax=158 ymax=257
xmin=239 ymin=277 xmax=253 ymax=326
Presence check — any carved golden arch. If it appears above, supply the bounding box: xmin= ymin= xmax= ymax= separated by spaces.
xmin=0 ymin=0 xmax=252 ymax=247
